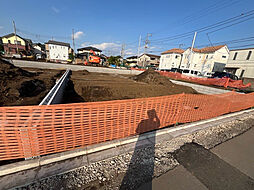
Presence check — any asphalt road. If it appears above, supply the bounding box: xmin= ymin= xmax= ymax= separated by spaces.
xmin=138 ymin=128 xmax=254 ymax=190
xmin=8 ymin=59 xmax=142 ymax=75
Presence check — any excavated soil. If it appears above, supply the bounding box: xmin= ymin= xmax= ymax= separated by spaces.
xmin=64 ymin=69 xmax=198 ymax=103
xmin=0 ymin=59 xmax=63 ymax=106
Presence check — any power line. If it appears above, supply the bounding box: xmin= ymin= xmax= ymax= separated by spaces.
xmin=152 ymin=0 xmax=242 ymax=35
xmin=16 ymin=28 xmax=71 ymax=41
xmin=195 ymin=36 xmax=254 ymax=48
xmin=228 ymin=43 xmax=254 ymax=49
xmin=150 ymin=10 xmax=254 ymax=43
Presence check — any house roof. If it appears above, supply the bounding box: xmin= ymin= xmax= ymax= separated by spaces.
xmin=77 ymin=46 xmax=102 ymax=52
xmin=161 ymin=48 xmax=184 ymax=55
xmin=45 ymin=40 xmax=70 ymax=47
xmin=24 ymin=39 xmax=33 ymax=45
xmin=191 ymin=45 xmax=226 ymax=53
xmin=229 ymin=47 xmax=254 ymax=51
xmin=139 ymin=53 xmax=160 ymax=58
xmin=1 ymin=33 xmax=25 ymax=40
xmin=126 ymin=56 xmax=138 ymax=59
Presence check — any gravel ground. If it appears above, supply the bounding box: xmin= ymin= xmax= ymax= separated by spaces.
xmin=18 ymin=114 xmax=254 ymax=190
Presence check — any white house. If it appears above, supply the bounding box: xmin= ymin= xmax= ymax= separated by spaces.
xmin=180 ymin=45 xmax=229 ymax=74
xmin=159 ymin=48 xmax=184 ymax=70
xmin=45 ymin=40 xmax=70 ymax=63
xmin=137 ymin=53 xmax=160 ymax=68
xmin=32 ymin=43 xmax=45 ymax=59
xmin=126 ymin=56 xmax=138 ymax=66
xmin=77 ymin=46 xmax=102 ymax=56
xmin=225 ymin=47 xmax=254 ymax=79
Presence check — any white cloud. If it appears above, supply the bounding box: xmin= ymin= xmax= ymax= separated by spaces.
xmin=81 ymin=42 xmax=89 ymax=47
xmin=80 ymin=42 xmax=137 ymax=56
xmin=0 ymin=26 xmax=3 ymax=30
xmin=91 ymin=42 xmax=121 ymax=50
xmin=51 ymin=6 xmax=60 ymax=13
xmin=73 ymin=31 xmax=84 ymax=39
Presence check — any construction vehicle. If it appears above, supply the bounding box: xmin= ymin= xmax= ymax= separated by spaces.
xmin=84 ymin=50 xmax=101 ymax=65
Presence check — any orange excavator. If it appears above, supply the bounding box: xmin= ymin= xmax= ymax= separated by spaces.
xmin=84 ymin=50 xmax=101 ymax=65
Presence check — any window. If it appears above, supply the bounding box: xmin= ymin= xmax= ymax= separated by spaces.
xmin=222 ymin=55 xmax=227 ymax=58
xmin=175 ymin=55 xmax=179 ymax=59
xmin=8 ymin=40 xmax=11 ymax=43
xmin=14 ymin=40 xmax=21 ymax=45
xmin=206 ymin=55 xmax=208 ymax=59
xmin=233 ymin=52 xmax=238 ymax=60
xmin=151 ymin=57 xmax=155 ymax=60
xmin=246 ymin=51 xmax=252 ymax=60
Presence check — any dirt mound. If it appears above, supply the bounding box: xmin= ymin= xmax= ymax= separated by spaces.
xmin=132 ymin=69 xmax=174 ymax=86
xmin=64 ymin=71 xmax=198 ymax=103
xmin=0 ymin=59 xmax=63 ymax=106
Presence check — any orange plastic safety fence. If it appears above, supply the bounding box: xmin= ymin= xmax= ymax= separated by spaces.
xmin=1 ymin=92 xmax=254 ymax=160
xmin=158 ymin=71 xmax=251 ymax=89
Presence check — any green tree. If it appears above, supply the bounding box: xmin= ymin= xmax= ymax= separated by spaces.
xmin=108 ymin=56 xmax=121 ymax=66
xmin=69 ymin=53 xmax=74 ymax=60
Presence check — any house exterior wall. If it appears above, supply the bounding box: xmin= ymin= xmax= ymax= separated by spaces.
xmin=225 ymin=48 xmax=254 ymax=78
xmin=137 ymin=54 xmax=160 ymax=67
xmin=159 ymin=53 xmax=182 ymax=70
xmin=48 ymin=44 xmax=69 ymax=62
xmin=2 ymin=36 xmax=26 ymax=46
xmin=78 ymin=49 xmax=101 ymax=56
xmin=2 ymin=36 xmax=27 ymax=55
xmin=181 ymin=46 xmax=229 ymax=74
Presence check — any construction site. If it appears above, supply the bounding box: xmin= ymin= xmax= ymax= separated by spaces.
xmin=0 ymin=57 xmax=254 ymax=190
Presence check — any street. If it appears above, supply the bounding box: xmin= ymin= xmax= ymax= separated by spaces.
xmin=138 ymin=127 xmax=254 ymax=190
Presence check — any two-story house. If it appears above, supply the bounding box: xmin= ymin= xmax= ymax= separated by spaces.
xmin=137 ymin=53 xmax=160 ymax=68
xmin=126 ymin=56 xmax=138 ymax=66
xmin=1 ymin=33 xmax=33 ymax=56
xmin=45 ymin=40 xmax=70 ymax=63
xmin=159 ymin=48 xmax=184 ymax=70
xmin=32 ymin=43 xmax=46 ymax=59
xmin=225 ymin=48 xmax=254 ymax=79
xmin=181 ymin=45 xmax=229 ymax=74
xmin=76 ymin=46 xmax=103 ymax=65
xmin=77 ymin=46 xmax=102 ymax=55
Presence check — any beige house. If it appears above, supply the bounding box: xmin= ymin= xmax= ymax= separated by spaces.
xmin=181 ymin=45 xmax=229 ymax=74
xmin=225 ymin=47 xmax=254 ymax=79
xmin=138 ymin=53 xmax=160 ymax=68
xmin=159 ymin=48 xmax=184 ymax=70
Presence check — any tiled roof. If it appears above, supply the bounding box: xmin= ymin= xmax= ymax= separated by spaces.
xmin=126 ymin=56 xmax=138 ymax=59
xmin=139 ymin=53 xmax=160 ymax=58
xmin=191 ymin=45 xmax=225 ymax=53
xmin=77 ymin=46 xmax=102 ymax=52
xmin=161 ymin=48 xmax=184 ymax=54
xmin=46 ymin=40 xmax=70 ymax=47
xmin=1 ymin=33 xmax=24 ymax=41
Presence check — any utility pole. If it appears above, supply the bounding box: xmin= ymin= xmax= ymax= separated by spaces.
xmin=144 ymin=33 xmax=152 ymax=68
xmin=12 ymin=20 xmax=18 ymax=53
xmin=120 ymin=43 xmax=126 ymax=65
xmin=187 ymin=32 xmax=197 ymax=69
xmin=137 ymin=35 xmax=141 ymax=66
xmin=144 ymin=33 xmax=152 ymax=54
xmin=72 ymin=29 xmax=75 ymax=55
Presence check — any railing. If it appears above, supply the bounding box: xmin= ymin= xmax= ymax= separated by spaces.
xmin=40 ymin=69 xmax=71 ymax=105
xmin=1 ymin=91 xmax=254 ymax=161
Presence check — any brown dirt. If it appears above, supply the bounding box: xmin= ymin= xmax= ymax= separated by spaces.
xmin=64 ymin=69 xmax=198 ymax=103
xmin=0 ymin=59 xmax=64 ymax=106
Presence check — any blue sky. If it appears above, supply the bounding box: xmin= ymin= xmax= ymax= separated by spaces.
xmin=1 ymin=0 xmax=254 ymax=56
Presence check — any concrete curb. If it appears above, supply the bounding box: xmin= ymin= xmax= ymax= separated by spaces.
xmin=1 ymin=108 xmax=254 ymax=179
xmin=170 ymin=79 xmax=231 ymax=94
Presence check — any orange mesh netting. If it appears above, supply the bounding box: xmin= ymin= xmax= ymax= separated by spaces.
xmin=158 ymin=71 xmax=251 ymax=89
xmin=1 ymin=92 xmax=254 ymax=160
